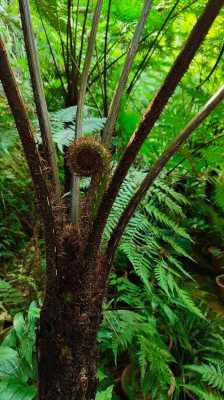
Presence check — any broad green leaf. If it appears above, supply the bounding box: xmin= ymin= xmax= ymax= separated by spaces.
xmin=0 ymin=378 xmax=37 ymax=400
xmin=13 ymin=313 xmax=25 ymax=342
xmin=0 ymin=347 xmax=19 ymax=379
xmin=96 ymin=385 xmax=113 ymax=400
xmin=0 ymin=346 xmax=31 ymax=383
xmin=19 ymin=338 xmax=33 ymax=370
xmin=1 ymin=330 xmax=17 ymax=349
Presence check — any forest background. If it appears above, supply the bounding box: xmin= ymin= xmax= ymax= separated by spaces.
xmin=0 ymin=1 xmax=224 ymax=399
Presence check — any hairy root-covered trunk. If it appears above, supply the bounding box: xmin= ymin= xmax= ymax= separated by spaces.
xmin=37 ymin=235 xmax=108 ymax=400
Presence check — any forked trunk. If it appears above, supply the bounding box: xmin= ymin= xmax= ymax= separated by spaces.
xmin=37 ymin=235 xmax=108 ymax=400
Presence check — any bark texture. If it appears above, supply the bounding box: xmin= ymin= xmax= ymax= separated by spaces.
xmin=37 ymin=227 xmax=108 ymax=400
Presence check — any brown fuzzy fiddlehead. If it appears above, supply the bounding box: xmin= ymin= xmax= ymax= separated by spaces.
xmin=67 ymin=137 xmax=111 ymax=234
xmin=67 ymin=137 xmax=110 ymax=177
xmin=61 ymin=224 xmax=82 ymax=257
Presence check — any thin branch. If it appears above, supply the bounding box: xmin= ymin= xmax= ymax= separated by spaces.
xmin=106 ymin=85 xmax=224 ymax=264
xmin=74 ymin=0 xmax=80 ymax=57
xmin=41 ymin=30 xmax=67 ymax=96
xmin=69 ymin=0 xmax=74 ymax=57
xmin=103 ymin=0 xmax=112 ymax=116
xmin=75 ymin=0 xmax=103 ymax=139
xmin=71 ymin=0 xmax=103 ymax=224
xmin=167 ymin=132 xmax=224 ymax=176
xmin=128 ymin=0 xmax=198 ymax=94
xmin=56 ymin=6 xmax=70 ymax=84
xmin=89 ymin=30 xmax=156 ymax=87
xmin=102 ymin=0 xmax=153 ymax=147
xmin=89 ymin=0 xmax=197 ymax=93
xmin=78 ymin=0 xmax=90 ymax=67
xmin=89 ymin=29 xmax=128 ymax=79
xmin=66 ymin=0 xmax=72 ymax=76
xmin=69 ymin=52 xmax=103 ymax=115
xmin=136 ymin=0 xmax=197 ymax=50
xmin=172 ymin=0 xmax=197 ymax=19
xmin=197 ymin=41 xmax=224 ymax=89
xmin=95 ymin=44 xmax=105 ymax=110
xmin=19 ymin=0 xmax=60 ymax=197
xmin=137 ymin=0 xmax=197 ymax=49
xmin=89 ymin=51 xmax=126 ymax=87
xmin=87 ymin=0 xmax=224 ymax=257
xmin=127 ymin=0 xmax=181 ymax=95
xmin=37 ymin=5 xmax=67 ymax=96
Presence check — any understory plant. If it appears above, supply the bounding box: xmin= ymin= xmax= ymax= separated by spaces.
xmin=0 ymin=0 xmax=224 ymax=399
xmin=1 ymin=170 xmax=224 ymax=400
xmin=1 ymin=175 xmax=224 ymax=399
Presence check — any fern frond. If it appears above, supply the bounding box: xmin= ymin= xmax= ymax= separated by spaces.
xmin=163 ymin=235 xmax=193 ymax=260
xmin=184 ymin=384 xmax=223 ymax=400
xmin=137 ymin=335 xmax=172 ymax=390
xmin=102 ymin=309 xmax=144 ymax=362
xmin=154 ymin=179 xmax=190 ymax=205
xmin=31 ymin=0 xmax=67 ymax=33
xmin=175 ymin=288 xmax=205 ymax=319
xmin=151 ymin=186 xmax=185 ymax=217
xmin=146 ymin=204 xmax=191 ymax=241
xmin=0 ymin=279 xmax=24 ymax=313
xmin=155 ymin=261 xmax=179 ymax=297
xmin=119 ymin=242 xmax=152 ymax=292
xmin=185 ymin=362 xmax=224 ymax=392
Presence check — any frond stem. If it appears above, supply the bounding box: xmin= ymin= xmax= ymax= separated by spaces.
xmin=106 ymin=85 xmax=224 ymax=264
xmin=102 ymin=0 xmax=153 ymax=146
xmin=87 ymin=0 xmax=224 ymax=258
xmin=19 ymin=0 xmax=60 ymax=198
xmin=71 ymin=0 xmax=103 ymax=224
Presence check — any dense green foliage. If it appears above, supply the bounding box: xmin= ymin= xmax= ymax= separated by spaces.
xmin=0 ymin=0 xmax=224 ymax=399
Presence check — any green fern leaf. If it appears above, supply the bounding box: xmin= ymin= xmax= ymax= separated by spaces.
xmin=185 ymin=362 xmax=224 ymax=392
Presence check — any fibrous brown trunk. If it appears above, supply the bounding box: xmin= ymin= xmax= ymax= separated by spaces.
xmin=37 ymin=229 xmax=108 ymax=400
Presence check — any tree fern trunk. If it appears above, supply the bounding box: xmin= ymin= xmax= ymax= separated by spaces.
xmin=37 ymin=239 xmax=107 ymax=400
